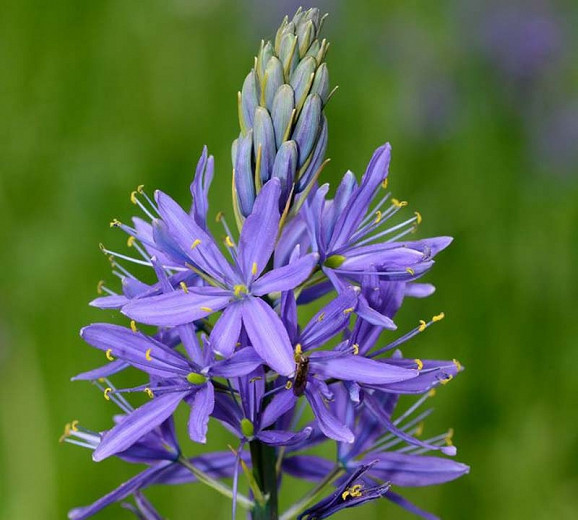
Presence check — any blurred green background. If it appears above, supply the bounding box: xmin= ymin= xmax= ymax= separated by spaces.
xmin=1 ymin=0 xmax=577 ymax=518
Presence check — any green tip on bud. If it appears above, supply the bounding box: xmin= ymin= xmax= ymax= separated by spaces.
xmin=240 ymin=418 xmax=255 ymax=438
xmin=186 ymin=372 xmax=207 ymax=385
xmin=324 ymin=254 xmax=346 ymax=269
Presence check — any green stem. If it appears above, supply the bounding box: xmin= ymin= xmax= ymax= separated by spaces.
xmin=178 ymin=456 xmax=254 ymax=510
xmin=250 ymin=440 xmax=279 ymax=519
xmin=279 ymin=466 xmax=344 ymax=520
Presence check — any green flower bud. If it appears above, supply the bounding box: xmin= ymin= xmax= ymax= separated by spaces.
xmin=186 ymin=372 xmax=207 ymax=385
xmin=240 ymin=418 xmax=255 ymax=438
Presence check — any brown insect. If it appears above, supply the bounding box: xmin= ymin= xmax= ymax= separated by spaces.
xmin=292 ymin=354 xmax=310 ymax=397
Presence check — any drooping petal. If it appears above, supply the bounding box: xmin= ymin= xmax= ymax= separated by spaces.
xmin=241 ymin=296 xmax=294 ymax=376
xmin=93 ymin=391 xmax=189 ymax=461
xmin=187 ymin=383 xmax=214 ymax=444
xmin=310 ymin=352 xmax=418 ymax=385
xmin=122 ymin=287 xmax=231 ymax=327
xmin=305 ymin=380 xmax=354 ymax=443
xmin=68 ymin=462 xmax=173 ymax=520
xmin=237 ymin=178 xmax=281 ymax=282
xmin=209 ymin=302 xmax=243 ymax=357
xmin=251 ymin=253 xmax=318 ymax=296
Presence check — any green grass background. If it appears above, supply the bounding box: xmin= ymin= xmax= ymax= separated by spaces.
xmin=1 ymin=1 xmax=577 ymax=518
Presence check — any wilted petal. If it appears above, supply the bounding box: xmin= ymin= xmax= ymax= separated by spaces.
xmin=241 ymin=296 xmax=294 ymax=376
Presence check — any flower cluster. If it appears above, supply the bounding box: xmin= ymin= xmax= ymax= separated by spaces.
xmin=64 ymin=8 xmax=468 ymax=520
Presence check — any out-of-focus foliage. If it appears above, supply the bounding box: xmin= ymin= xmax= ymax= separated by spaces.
xmin=1 ymin=1 xmax=577 ymax=519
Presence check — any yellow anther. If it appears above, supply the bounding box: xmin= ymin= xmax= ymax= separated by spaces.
xmin=216 ymin=211 xmax=224 ymax=222
xmin=317 ymin=312 xmax=326 ymax=322
xmin=190 ymin=239 xmax=202 ymax=250
xmin=415 ymin=358 xmax=424 ymax=370
xmin=251 ymin=262 xmax=258 ymax=276
xmin=391 ymin=198 xmax=408 ymax=208
xmin=180 ymin=282 xmax=189 ymax=293
xmin=406 ymin=267 xmax=415 ymax=275
xmin=342 ymin=484 xmax=363 ymax=500
xmin=453 ymin=358 xmax=463 ymax=371
xmin=415 ymin=422 xmax=424 ymax=437
xmin=381 ymin=177 xmax=389 ymax=189
xmin=432 ymin=312 xmax=445 ymax=322
xmin=414 ymin=211 xmax=422 ymax=224
xmin=127 ymin=235 xmax=136 ymax=247
xmin=145 ymin=348 xmax=152 ymax=361
xmin=418 ymin=320 xmax=427 ymax=332
xmin=428 ymin=388 xmax=437 ymax=397
xmin=144 ymin=387 xmax=154 ymax=399
xmin=70 ymin=420 xmax=79 ymax=432
xmin=352 ymin=344 xmax=359 ymax=355
xmin=343 ymin=307 xmax=355 ymax=315
xmin=105 ymin=349 xmax=115 ymax=361
xmin=294 ymin=343 xmax=303 ymax=359
xmin=130 ymin=191 xmax=138 ymax=204
xmin=103 ymin=387 xmax=112 ymax=401
xmin=200 ymin=306 xmax=213 ymax=313
xmin=130 ymin=320 xmax=138 ymax=333
xmin=59 ymin=423 xmax=71 ymax=442
xmin=445 ymin=428 xmax=454 ymax=446
xmin=109 ymin=219 xmax=121 ymax=228
xmin=137 ymin=184 xmax=145 ymax=193
xmin=440 ymin=374 xmax=453 ymax=385
xmin=225 ymin=235 xmax=235 ymax=248
xmin=374 ymin=210 xmax=382 ymax=224
xmin=97 ymin=280 xmax=105 ymax=295
xmin=285 ymin=380 xmax=293 ymax=390
xmin=233 ymin=285 xmax=247 ymax=297
xmin=98 ymin=377 xmax=105 ymax=383
xmin=99 ymin=242 xmax=106 ymax=252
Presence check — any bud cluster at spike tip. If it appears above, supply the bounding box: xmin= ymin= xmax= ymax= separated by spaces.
xmin=233 ymin=8 xmax=330 ymax=219
xmin=65 ymin=8 xmax=468 ymax=520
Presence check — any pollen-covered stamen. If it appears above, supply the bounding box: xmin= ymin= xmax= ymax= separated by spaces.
xmin=180 ymin=281 xmax=189 ymax=293
xmin=251 ymin=262 xmax=258 ymax=276
xmin=317 ymin=312 xmax=326 ymax=322
xmin=354 ymin=214 xmax=420 ymax=249
xmin=343 ymin=307 xmax=355 ymax=315
xmin=370 ymin=314 xmax=446 ymax=358
xmin=103 ymin=387 xmax=113 ymax=400
xmin=96 ymin=280 xmax=116 ymax=296
xmin=391 ymin=198 xmax=408 ymax=208
xmin=191 ymin=239 xmax=202 ymax=250
xmin=414 ymin=358 xmax=423 ymax=370
xmin=99 ymin=243 xmax=161 ymax=269
xmin=144 ymin=387 xmax=154 ymax=399
xmin=130 ymin=320 xmax=138 ymax=333
xmin=406 ymin=267 xmax=415 ymax=275
xmin=130 ymin=186 xmax=158 ymax=221
xmin=233 ymin=284 xmax=248 ymax=297
xmin=371 ymin=408 xmax=434 ymax=454
xmin=342 ymin=484 xmax=363 ymax=501
xmin=105 ymin=349 xmax=115 ymax=361
xmin=397 ymin=428 xmax=456 ymax=455
xmin=93 ymin=379 xmax=133 ymax=414
xmin=439 ymin=374 xmax=453 ymax=385
xmin=225 ymin=235 xmax=235 ymax=248
xmin=145 ymin=348 xmax=153 ymax=361
xmin=200 ymin=306 xmax=213 ymax=313
xmin=453 ymin=358 xmax=463 ymax=372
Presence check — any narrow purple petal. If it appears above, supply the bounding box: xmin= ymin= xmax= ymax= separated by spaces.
xmin=260 ymin=389 xmax=297 ymax=429
xmin=310 ymin=352 xmax=418 ymax=385
xmin=94 ymin=392 xmax=189 ymax=461
xmin=122 ymin=287 xmax=231 ymax=327
xmin=71 ymin=360 xmax=129 ymax=381
xmin=241 ymin=296 xmax=294 ymax=376
xmin=356 ymin=294 xmax=397 ymax=330
xmin=252 ymin=253 xmax=318 ymax=296
xmin=237 ymin=179 xmax=281 ymax=282
xmin=257 ymin=427 xmax=312 ymax=446
xmin=371 ymin=452 xmax=470 ymax=487
xmin=305 ymin=380 xmax=354 ymax=443
xmin=209 ymin=302 xmax=243 ymax=357
xmin=187 ymin=383 xmax=214 ymax=444
xmin=209 ymin=347 xmax=263 ymax=378
xmin=282 ymin=455 xmax=334 ymax=482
